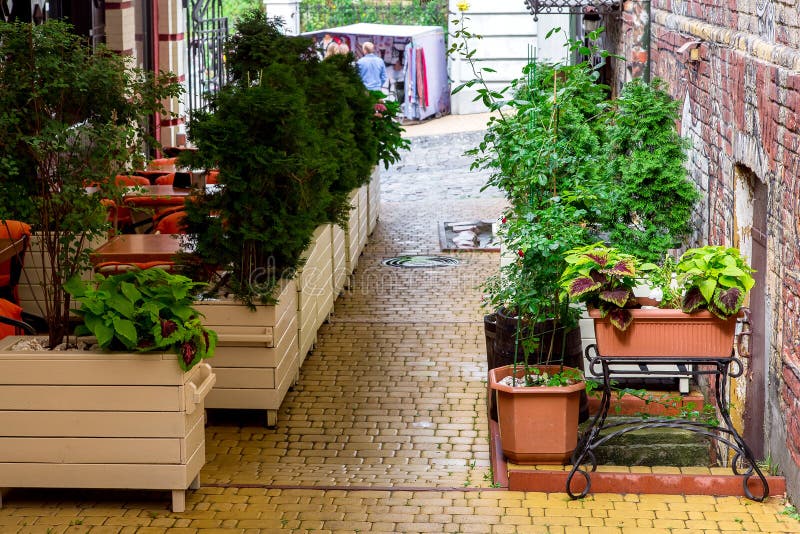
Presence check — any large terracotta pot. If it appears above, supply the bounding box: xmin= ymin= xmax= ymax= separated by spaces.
xmin=589 ymin=298 xmax=739 ymax=358
xmin=489 ymin=364 xmax=584 ymax=464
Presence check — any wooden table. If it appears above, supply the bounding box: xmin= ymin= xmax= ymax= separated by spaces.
xmin=123 ymin=185 xmax=193 ymax=208
xmin=90 ymin=234 xmax=187 ymax=266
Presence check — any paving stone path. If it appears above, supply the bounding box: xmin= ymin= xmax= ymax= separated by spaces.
xmin=0 ymin=130 xmax=797 ymax=532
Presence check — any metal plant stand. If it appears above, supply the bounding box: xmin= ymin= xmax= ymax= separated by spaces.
xmin=566 ymin=344 xmax=769 ymax=502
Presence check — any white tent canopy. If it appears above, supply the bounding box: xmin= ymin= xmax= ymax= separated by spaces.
xmin=305 ymin=23 xmax=450 ymax=120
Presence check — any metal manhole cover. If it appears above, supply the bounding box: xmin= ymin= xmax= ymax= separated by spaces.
xmin=382 ymin=255 xmax=460 ymax=268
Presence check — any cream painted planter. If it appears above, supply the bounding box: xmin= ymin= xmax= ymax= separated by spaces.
xmin=195 ymin=279 xmax=299 ymax=426
xmin=297 ymin=225 xmax=334 ymax=359
xmin=357 ymin=184 xmax=369 ymax=252
xmin=0 ymin=339 xmax=215 ymax=513
xmin=17 ymin=234 xmax=105 ymax=316
xmin=332 ymin=223 xmax=347 ymax=294
xmin=345 ymin=189 xmax=360 ymax=276
xmin=367 ymin=168 xmax=381 ymax=236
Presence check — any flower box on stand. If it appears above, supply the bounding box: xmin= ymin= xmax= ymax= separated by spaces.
xmin=588 ymin=298 xmax=739 ymax=358
xmin=0 ymin=339 xmax=215 ymax=512
xmin=196 ymin=279 xmax=299 ymax=427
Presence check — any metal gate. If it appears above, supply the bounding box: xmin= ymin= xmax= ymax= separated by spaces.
xmin=186 ymin=0 xmax=228 ymax=118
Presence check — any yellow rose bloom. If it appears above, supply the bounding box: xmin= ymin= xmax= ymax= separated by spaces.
xmin=456 ymin=1 xmax=469 ymax=12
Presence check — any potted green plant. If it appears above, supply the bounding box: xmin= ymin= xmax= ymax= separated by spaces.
xmin=560 ymin=243 xmax=754 ymax=358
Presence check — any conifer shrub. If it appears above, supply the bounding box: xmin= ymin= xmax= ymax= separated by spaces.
xmin=181 ymin=11 xmax=386 ymax=304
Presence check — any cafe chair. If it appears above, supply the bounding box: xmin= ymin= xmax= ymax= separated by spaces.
xmin=115 ymin=175 xmax=151 ymax=187
xmin=0 ymin=220 xmax=32 ymax=305
xmin=148 ymin=157 xmax=178 ymax=169
xmin=0 ymin=298 xmax=36 ymax=340
xmin=152 ymin=209 xmax=187 ymax=235
xmin=155 ymin=173 xmax=177 ymax=186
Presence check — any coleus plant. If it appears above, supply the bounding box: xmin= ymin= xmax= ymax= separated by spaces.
xmin=676 ymin=245 xmax=755 ymax=319
xmin=559 ymin=243 xmax=640 ymax=331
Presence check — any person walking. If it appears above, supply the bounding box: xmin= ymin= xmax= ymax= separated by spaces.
xmin=356 ymin=42 xmax=387 ymax=92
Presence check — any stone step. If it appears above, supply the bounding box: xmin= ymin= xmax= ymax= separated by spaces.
xmin=581 ymin=416 xmax=712 ymax=467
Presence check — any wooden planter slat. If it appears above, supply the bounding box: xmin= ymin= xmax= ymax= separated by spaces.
xmin=332 ymin=224 xmax=347 ymax=292
xmin=0 ymin=344 xmax=214 ymax=512
xmin=0 ymin=385 xmax=188 ymax=412
xmin=345 ymin=190 xmax=360 ymax=274
xmin=357 ymin=185 xmax=369 ymax=251
xmin=0 ymin=408 xmax=202 ymax=438
xmin=211 ymin=367 xmax=275 ymax=389
xmin=368 ymin=170 xmax=380 ymax=235
xmin=0 ymin=443 xmax=205 ymax=489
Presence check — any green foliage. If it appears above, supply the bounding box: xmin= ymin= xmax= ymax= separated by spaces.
xmin=0 ymin=20 xmax=182 ymax=347
xmin=782 ymin=505 xmax=800 ymax=521
xmin=371 ymin=95 xmax=411 ymax=169
xmin=181 ymin=10 xmax=385 ymax=305
xmin=639 ymin=254 xmax=682 ymax=309
xmin=676 ymin=245 xmax=755 ymax=319
xmin=299 ymin=0 xmax=447 ymax=33
xmin=222 ymin=0 xmax=261 ymax=23
xmin=601 ymin=78 xmax=700 ymax=262
xmin=66 ymin=269 xmax=217 ymax=371
xmin=471 ymin=28 xmax=612 ymax=339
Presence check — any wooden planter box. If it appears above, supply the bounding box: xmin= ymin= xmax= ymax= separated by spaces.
xmin=297 ymin=225 xmax=334 ymax=359
xmin=195 ymin=279 xmax=299 ymax=426
xmin=489 ymin=365 xmax=584 ymax=465
xmin=367 ymin=168 xmax=380 ymax=236
xmin=357 ymin=184 xmax=369 ymax=252
xmin=589 ymin=299 xmax=738 ymax=358
xmin=332 ymin=223 xmax=347 ymax=293
xmin=17 ymin=234 xmax=105 ymax=316
xmin=345 ymin=189 xmax=360 ymax=275
xmin=0 ymin=339 xmax=215 ymax=512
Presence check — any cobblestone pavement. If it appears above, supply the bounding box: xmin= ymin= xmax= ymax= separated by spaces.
xmin=0 ymin=128 xmax=797 ymax=532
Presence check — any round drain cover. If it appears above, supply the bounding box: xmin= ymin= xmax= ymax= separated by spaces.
xmin=382 ymin=255 xmax=460 ymax=268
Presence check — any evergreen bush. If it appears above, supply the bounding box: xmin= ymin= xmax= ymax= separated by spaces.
xmin=182 ymin=11 xmax=389 ymax=304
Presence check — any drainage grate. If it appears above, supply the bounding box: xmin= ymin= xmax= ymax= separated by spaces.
xmin=382 ymin=255 xmax=460 ymax=268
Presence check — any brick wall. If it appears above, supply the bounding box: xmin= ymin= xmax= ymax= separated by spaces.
xmin=605 ymin=0 xmax=800 ymax=501
xmin=105 ymin=0 xmax=185 ymax=147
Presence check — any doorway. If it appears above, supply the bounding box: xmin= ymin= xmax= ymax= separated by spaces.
xmin=735 ymin=165 xmax=767 ymax=460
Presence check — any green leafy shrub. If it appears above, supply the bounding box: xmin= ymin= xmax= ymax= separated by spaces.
xmin=66 ymin=269 xmax=217 ymax=371
xmin=181 ymin=11 xmax=394 ymax=304
xmin=601 ymin=78 xmax=700 ymax=262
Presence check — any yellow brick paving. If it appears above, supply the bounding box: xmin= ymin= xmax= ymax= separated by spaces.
xmin=0 ymin=131 xmax=798 ymax=532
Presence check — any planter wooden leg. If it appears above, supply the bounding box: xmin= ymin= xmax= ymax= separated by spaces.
xmin=190 ymin=474 xmax=201 ymax=490
xmin=266 ymin=409 xmax=278 ymax=428
xmin=171 ymin=490 xmax=186 ymax=513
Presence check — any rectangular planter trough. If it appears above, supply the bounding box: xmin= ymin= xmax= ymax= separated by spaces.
xmin=0 ymin=339 xmax=215 ymax=512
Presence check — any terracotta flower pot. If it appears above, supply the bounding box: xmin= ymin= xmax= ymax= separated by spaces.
xmin=588 ymin=298 xmax=739 ymax=358
xmin=489 ymin=364 xmax=585 ymax=464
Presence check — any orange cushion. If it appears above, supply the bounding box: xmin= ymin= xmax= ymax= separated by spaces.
xmin=0 ymin=298 xmax=23 ymax=339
